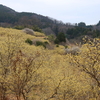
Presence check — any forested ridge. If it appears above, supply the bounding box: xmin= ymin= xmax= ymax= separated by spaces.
xmin=0 ymin=4 xmax=100 ymax=40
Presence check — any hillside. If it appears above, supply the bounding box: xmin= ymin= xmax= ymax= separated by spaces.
xmin=0 ymin=27 xmax=100 ymax=100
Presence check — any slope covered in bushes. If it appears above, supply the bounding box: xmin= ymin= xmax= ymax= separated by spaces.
xmin=0 ymin=27 xmax=100 ymax=100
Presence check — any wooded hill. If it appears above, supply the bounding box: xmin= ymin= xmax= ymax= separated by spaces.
xmin=0 ymin=4 xmax=100 ymax=40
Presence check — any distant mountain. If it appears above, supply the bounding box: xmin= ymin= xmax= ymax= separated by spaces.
xmin=0 ymin=4 xmax=17 ymax=23
xmin=0 ymin=4 xmax=100 ymax=40
xmin=0 ymin=4 xmax=16 ymax=14
xmin=0 ymin=4 xmax=72 ymax=35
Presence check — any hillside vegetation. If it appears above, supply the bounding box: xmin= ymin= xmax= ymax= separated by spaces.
xmin=0 ymin=27 xmax=99 ymax=100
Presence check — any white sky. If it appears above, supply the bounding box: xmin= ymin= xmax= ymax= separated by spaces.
xmin=0 ymin=0 xmax=100 ymax=25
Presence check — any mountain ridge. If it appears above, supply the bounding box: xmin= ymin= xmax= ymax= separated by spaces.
xmin=0 ymin=4 xmax=70 ymax=35
xmin=0 ymin=4 xmax=100 ymax=40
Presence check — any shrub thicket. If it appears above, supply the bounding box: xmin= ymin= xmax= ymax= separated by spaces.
xmin=25 ymin=38 xmax=33 ymax=45
xmin=36 ymin=41 xmax=46 ymax=48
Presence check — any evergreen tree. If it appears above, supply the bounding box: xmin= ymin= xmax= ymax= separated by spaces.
xmin=54 ymin=32 xmax=66 ymax=44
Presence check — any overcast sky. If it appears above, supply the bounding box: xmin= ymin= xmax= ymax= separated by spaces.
xmin=0 ymin=0 xmax=100 ymax=25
